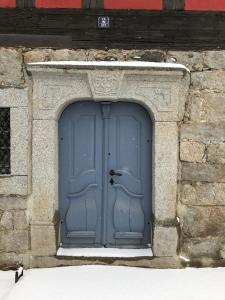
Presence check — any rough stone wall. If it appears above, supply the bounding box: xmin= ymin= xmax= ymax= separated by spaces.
xmin=0 ymin=47 xmax=225 ymax=269
xmin=173 ymin=51 xmax=225 ymax=266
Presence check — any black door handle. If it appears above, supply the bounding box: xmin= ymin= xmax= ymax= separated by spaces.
xmin=109 ymin=170 xmax=122 ymax=176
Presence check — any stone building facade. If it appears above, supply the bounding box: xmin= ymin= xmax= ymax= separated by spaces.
xmin=0 ymin=47 xmax=225 ymax=269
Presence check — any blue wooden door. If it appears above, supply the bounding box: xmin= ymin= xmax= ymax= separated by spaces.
xmin=59 ymin=102 xmax=103 ymax=247
xmin=59 ymin=101 xmax=152 ymax=248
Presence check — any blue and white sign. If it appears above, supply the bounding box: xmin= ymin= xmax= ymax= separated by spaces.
xmin=98 ymin=16 xmax=110 ymax=28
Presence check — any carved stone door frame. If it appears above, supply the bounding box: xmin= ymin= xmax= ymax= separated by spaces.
xmin=27 ymin=61 xmax=190 ymax=259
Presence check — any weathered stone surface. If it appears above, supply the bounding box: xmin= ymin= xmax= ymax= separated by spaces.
xmin=31 ymin=225 xmax=56 ymax=255
xmin=113 ymin=257 xmax=182 ymax=268
xmin=24 ymin=49 xmax=52 ymax=63
xmin=179 ymin=205 xmax=225 ymax=237
xmin=86 ymin=49 xmax=167 ymax=62
xmin=0 ymin=253 xmax=29 ymax=269
xmin=51 ymin=49 xmax=86 ymax=61
xmin=167 ymin=51 xmax=204 ymax=71
xmin=154 ymin=122 xmax=178 ymax=221
xmin=0 ymin=197 xmax=27 ymax=210
xmin=204 ymin=51 xmax=225 ymax=70
xmin=180 ymin=122 xmax=225 ymax=144
xmin=181 ymin=238 xmax=223 ymax=258
xmin=126 ymin=50 xmax=165 ymax=62
xmin=13 ymin=211 xmax=28 ymax=230
xmin=192 ymin=257 xmax=216 ymax=268
xmin=0 ymin=176 xmax=28 ymax=196
xmin=188 ymin=91 xmax=225 ymax=122
xmin=207 ymin=144 xmax=225 ymax=164
xmin=0 ymin=252 xmax=27 ymax=269
xmin=187 ymin=91 xmax=206 ymax=122
xmin=29 ymin=256 xmax=100 ymax=269
xmin=54 ymin=49 xmax=168 ymax=63
xmin=0 ymin=48 xmax=22 ymax=86
xmin=0 ymin=87 xmax=28 ymax=107
xmin=0 ymin=211 xmax=13 ymax=230
xmin=182 ymin=162 xmax=225 ymax=182
xmin=0 ymin=252 xmax=19 ymax=269
xmin=30 ymin=256 xmax=183 ymax=269
xmin=32 ymin=120 xmax=57 ymax=223
xmin=219 ymin=244 xmax=225 ymax=259
xmin=180 ymin=140 xmax=206 ymax=163
xmin=181 ymin=183 xmax=225 ymax=206
xmin=153 ymin=226 xmax=178 ymax=256
xmin=11 ymin=107 xmax=29 ymax=175
xmin=87 ymin=49 xmax=125 ymax=61
xmin=0 ymin=230 xmax=29 ymax=252
xmin=203 ymin=92 xmax=225 ymax=122
xmin=191 ymin=70 xmax=225 ymax=91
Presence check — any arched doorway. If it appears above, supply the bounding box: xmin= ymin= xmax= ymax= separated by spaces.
xmin=59 ymin=101 xmax=152 ymax=248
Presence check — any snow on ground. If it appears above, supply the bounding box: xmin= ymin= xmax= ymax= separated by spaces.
xmin=1 ymin=265 xmax=225 ymax=300
xmin=0 ymin=271 xmax=14 ymax=300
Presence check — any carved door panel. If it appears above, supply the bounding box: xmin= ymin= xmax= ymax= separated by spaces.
xmin=59 ymin=102 xmax=103 ymax=247
xmin=107 ymin=103 xmax=152 ymax=247
xmin=59 ymin=101 xmax=152 ymax=248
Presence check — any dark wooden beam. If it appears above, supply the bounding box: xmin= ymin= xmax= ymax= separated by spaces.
xmin=0 ymin=33 xmax=72 ymax=47
xmin=0 ymin=9 xmax=224 ymax=50
xmin=164 ymin=0 xmax=184 ymax=10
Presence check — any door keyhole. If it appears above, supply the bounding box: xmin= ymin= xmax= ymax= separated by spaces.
xmin=110 ymin=178 xmax=114 ymax=185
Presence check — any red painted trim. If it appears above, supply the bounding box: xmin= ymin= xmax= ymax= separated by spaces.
xmin=185 ymin=0 xmax=225 ymax=11
xmin=0 ymin=0 xmax=15 ymax=7
xmin=35 ymin=0 xmax=82 ymax=8
xmin=104 ymin=0 xmax=163 ymax=10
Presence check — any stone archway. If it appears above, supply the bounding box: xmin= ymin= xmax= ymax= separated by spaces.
xmin=27 ymin=61 xmax=190 ymax=261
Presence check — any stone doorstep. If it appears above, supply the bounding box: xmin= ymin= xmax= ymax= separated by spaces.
xmin=56 ymin=247 xmax=153 ymax=258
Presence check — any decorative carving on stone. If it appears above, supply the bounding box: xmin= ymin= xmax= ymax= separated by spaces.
xmin=88 ymin=70 xmax=124 ymax=99
xmin=38 ymin=80 xmax=87 ymax=110
xmin=136 ymin=86 xmax=173 ymax=112
xmin=39 ymin=84 xmax=72 ymax=110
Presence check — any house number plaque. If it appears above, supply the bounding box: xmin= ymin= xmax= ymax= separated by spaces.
xmin=98 ymin=16 xmax=111 ymax=28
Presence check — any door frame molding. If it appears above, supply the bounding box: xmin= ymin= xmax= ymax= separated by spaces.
xmin=27 ymin=62 xmax=190 ymax=258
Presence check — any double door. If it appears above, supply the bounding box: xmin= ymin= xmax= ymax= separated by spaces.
xmin=59 ymin=101 xmax=152 ymax=248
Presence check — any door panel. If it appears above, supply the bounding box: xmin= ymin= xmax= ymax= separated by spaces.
xmin=59 ymin=101 xmax=152 ymax=248
xmin=113 ymin=187 xmax=145 ymax=236
xmin=107 ymin=103 xmax=152 ymax=247
xmin=59 ymin=102 xmax=103 ymax=247
xmin=117 ymin=115 xmax=141 ymax=179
